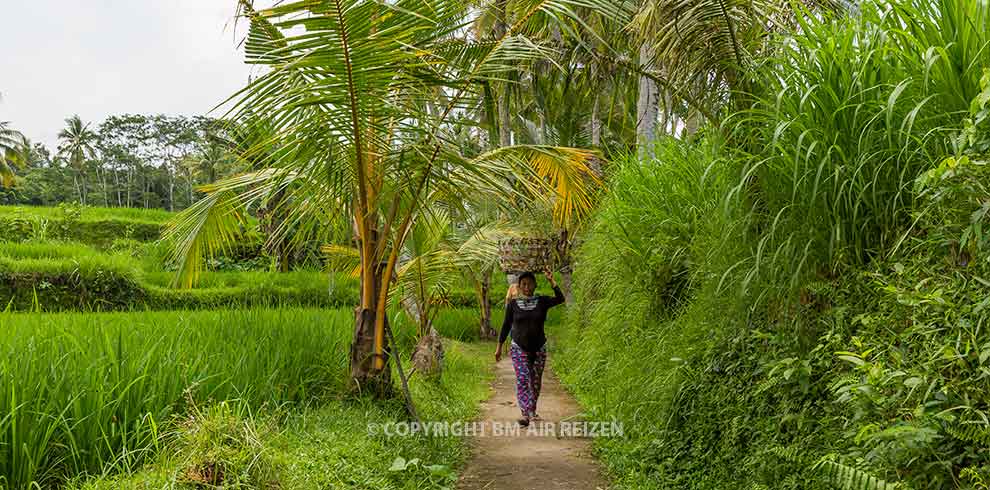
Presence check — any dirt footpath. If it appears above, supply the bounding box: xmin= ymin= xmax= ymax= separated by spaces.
xmin=457 ymin=354 xmax=609 ymax=490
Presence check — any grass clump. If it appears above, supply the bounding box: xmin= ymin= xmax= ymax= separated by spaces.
xmin=173 ymin=402 xmax=282 ymax=489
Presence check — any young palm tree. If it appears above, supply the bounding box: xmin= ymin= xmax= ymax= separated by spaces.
xmin=57 ymin=115 xmax=99 ymax=204
xmin=164 ymin=0 xmax=607 ymax=396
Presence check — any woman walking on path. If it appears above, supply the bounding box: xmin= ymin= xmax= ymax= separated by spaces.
xmin=495 ymin=268 xmax=565 ymax=427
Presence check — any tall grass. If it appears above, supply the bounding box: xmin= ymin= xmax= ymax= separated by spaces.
xmin=731 ymin=0 xmax=990 ymax=297
xmin=0 ymin=308 xmax=351 ymax=488
xmin=554 ymin=1 xmax=990 ymax=488
xmin=552 ymin=138 xmax=740 ymax=442
xmin=65 ymin=341 xmax=496 ymax=490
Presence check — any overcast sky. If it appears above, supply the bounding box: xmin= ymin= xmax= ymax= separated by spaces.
xmin=0 ymin=1 xmax=254 ymax=151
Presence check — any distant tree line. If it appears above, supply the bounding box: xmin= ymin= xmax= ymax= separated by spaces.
xmin=0 ymin=114 xmax=244 ymax=211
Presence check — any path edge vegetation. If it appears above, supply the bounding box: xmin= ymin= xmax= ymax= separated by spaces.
xmin=551 ymin=1 xmax=990 ymax=489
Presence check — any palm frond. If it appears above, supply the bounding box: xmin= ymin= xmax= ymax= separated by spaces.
xmin=162 ymin=189 xmax=248 ymax=289
xmin=0 ymin=130 xmax=29 ymax=188
xmin=162 ymin=169 xmax=289 ymax=288
xmin=321 ymin=244 xmax=362 ymax=277
xmin=469 ymin=145 xmax=602 ymax=226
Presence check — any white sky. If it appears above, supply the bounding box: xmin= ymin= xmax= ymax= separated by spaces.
xmin=0 ymin=1 xmax=255 ymax=151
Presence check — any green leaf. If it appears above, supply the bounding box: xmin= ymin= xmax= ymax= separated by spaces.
xmin=837 ymin=354 xmax=865 ymax=367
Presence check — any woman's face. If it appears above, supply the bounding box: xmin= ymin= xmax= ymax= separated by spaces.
xmin=519 ymin=277 xmax=536 ymax=296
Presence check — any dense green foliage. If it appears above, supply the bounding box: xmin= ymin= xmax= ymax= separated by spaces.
xmin=0 ymin=115 xmax=237 ymax=211
xmin=553 ymin=2 xmax=990 ymax=488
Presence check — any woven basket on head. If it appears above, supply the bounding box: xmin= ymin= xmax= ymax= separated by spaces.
xmin=497 ymin=237 xmax=553 ymax=274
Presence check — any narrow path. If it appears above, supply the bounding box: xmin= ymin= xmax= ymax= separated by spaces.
xmin=457 ymin=352 xmax=608 ymax=490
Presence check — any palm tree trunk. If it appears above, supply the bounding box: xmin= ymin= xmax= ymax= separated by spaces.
xmin=498 ymin=91 xmax=511 ymax=147
xmin=73 ymin=172 xmax=82 ymax=204
xmin=636 ymin=43 xmax=660 ymax=157
xmin=98 ymin=166 xmax=109 ymax=206
xmin=80 ymin=169 xmax=88 ymax=205
xmin=591 ymin=93 xmax=602 ymax=147
xmin=349 ymin=227 xmax=394 ymax=398
xmin=682 ymin=110 xmax=702 ymax=138
xmin=494 ymin=0 xmax=512 ymax=148
xmin=560 ymin=269 xmax=575 ymax=305
xmin=114 ymin=169 xmax=122 ymax=206
xmin=659 ymin=86 xmax=673 ymax=134
xmin=476 ymin=271 xmax=494 ymax=339
xmin=168 ymin=170 xmax=175 ymax=212
xmin=555 ymin=229 xmax=575 ymax=304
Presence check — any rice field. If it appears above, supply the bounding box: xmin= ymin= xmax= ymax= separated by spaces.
xmin=0 ymin=205 xmax=176 ymax=224
xmin=0 ymin=308 xmax=353 ymax=488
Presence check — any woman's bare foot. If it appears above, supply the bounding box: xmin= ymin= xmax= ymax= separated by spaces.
xmin=531 ymin=413 xmax=541 ymax=421
xmin=517 ymin=417 xmax=530 ymax=427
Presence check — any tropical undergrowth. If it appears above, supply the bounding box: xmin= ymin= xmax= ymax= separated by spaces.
xmin=552 ymin=1 xmax=990 ymax=488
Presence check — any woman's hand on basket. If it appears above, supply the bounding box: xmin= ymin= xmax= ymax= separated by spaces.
xmin=543 ymin=267 xmax=557 ymax=286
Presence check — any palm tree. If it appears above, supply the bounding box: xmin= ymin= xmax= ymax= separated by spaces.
xmin=1 ymin=122 xmax=28 ymax=188
xmin=180 ymin=140 xmax=238 ymax=205
xmin=57 ymin=115 xmax=99 ymax=204
xmin=631 ymin=0 xmax=843 ymax=139
xmin=164 ymin=0 xmax=607 ymax=396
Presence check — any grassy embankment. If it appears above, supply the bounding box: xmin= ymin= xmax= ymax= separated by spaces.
xmin=551 ymin=2 xmax=990 ymax=489
xmin=0 ymin=205 xmax=508 ymax=312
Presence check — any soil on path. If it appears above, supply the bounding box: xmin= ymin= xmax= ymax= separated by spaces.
xmin=457 ymin=352 xmax=609 ymax=490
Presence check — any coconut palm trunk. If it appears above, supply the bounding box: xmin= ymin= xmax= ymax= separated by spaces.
xmin=591 ymin=93 xmax=602 ymax=147
xmin=636 ymin=43 xmax=660 ymax=155
xmin=476 ymin=271 xmax=494 ymax=338
xmin=349 ymin=238 xmax=394 ymax=396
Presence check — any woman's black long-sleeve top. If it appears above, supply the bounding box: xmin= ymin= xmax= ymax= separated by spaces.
xmin=499 ymin=286 xmax=565 ymax=354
